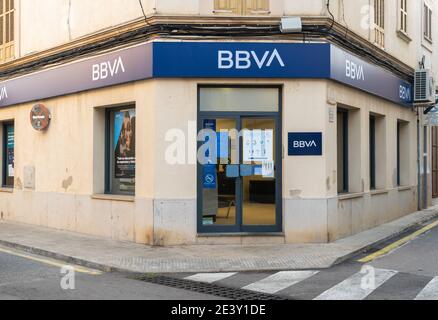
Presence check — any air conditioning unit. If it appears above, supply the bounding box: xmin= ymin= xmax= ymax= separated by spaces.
xmin=414 ymin=69 xmax=435 ymax=104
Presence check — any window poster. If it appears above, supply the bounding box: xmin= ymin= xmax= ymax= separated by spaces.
xmin=243 ymin=129 xmax=274 ymax=162
xmin=114 ymin=109 xmax=136 ymax=179
xmin=7 ymin=125 xmax=14 ymax=178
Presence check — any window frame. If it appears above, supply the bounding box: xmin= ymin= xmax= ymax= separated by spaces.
xmin=374 ymin=0 xmax=385 ymax=48
xmin=104 ymin=105 xmax=136 ymax=196
xmin=2 ymin=121 xmax=14 ymax=188
xmin=213 ymin=0 xmax=270 ymax=15
xmin=424 ymin=2 xmax=433 ymax=43
xmin=399 ymin=0 xmax=408 ymax=34
xmin=337 ymin=109 xmax=349 ymax=194
xmin=0 ymin=0 xmax=15 ymax=63
xmin=370 ymin=115 xmax=376 ymax=190
xmin=397 ymin=121 xmax=401 ymax=187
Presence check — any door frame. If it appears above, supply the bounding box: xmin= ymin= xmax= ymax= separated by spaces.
xmin=196 ymin=85 xmax=283 ymax=234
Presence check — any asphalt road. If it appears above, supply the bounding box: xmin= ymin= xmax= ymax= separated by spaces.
xmin=0 ymin=249 xmax=221 ymax=300
xmin=169 ymin=220 xmax=438 ymax=300
xmin=2 ymin=219 xmax=438 ymax=300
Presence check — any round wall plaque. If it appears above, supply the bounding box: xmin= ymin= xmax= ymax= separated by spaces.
xmin=30 ymin=104 xmax=51 ymax=131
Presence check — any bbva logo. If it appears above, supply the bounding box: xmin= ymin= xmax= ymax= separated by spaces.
xmin=345 ymin=59 xmax=365 ymax=81
xmin=218 ymin=49 xmax=285 ymax=70
xmin=293 ymin=140 xmax=318 ymax=148
xmin=92 ymin=56 xmax=126 ymax=81
xmin=0 ymin=86 xmax=8 ymax=102
xmin=399 ymin=85 xmax=411 ymax=101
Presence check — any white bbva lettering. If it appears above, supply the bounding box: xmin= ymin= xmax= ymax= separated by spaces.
xmin=345 ymin=59 xmax=365 ymax=81
xmin=218 ymin=51 xmax=233 ymax=69
xmin=0 ymin=86 xmax=8 ymax=101
xmin=92 ymin=56 xmax=126 ymax=81
xmin=399 ymin=85 xmax=411 ymax=101
xmin=218 ymin=49 xmax=285 ymax=70
xmin=236 ymin=51 xmax=251 ymax=69
xmin=293 ymin=140 xmax=317 ymax=148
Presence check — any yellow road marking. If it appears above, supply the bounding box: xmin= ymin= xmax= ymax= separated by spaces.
xmin=358 ymin=220 xmax=438 ymax=263
xmin=0 ymin=246 xmax=103 ymax=275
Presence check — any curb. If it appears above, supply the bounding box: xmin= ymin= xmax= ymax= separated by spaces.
xmin=331 ymin=209 xmax=438 ymax=266
xmin=0 ymin=239 xmax=131 ymax=274
xmin=1 ymin=209 xmax=438 ymax=274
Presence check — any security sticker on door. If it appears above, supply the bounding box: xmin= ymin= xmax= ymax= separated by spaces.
xmin=243 ymin=129 xmax=274 ymax=162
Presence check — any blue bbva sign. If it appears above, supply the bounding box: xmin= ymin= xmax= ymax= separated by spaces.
xmin=329 ymin=46 xmax=412 ymax=106
xmin=153 ymin=42 xmax=413 ymax=106
xmin=0 ymin=41 xmax=413 ymax=108
xmin=288 ymin=133 xmax=323 ymax=156
xmin=152 ymin=42 xmax=412 ymax=106
xmin=153 ymin=42 xmax=331 ymax=79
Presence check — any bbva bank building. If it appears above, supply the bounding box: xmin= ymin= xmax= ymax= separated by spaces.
xmin=0 ymin=40 xmax=417 ymax=246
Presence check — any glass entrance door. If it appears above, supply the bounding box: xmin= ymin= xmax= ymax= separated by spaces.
xmin=198 ymin=86 xmax=282 ymax=234
xmin=241 ymin=118 xmax=277 ymax=227
xmin=200 ymin=118 xmax=239 ymax=228
xmin=198 ymin=115 xmax=281 ymax=233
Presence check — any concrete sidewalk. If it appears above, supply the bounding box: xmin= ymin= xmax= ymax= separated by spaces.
xmin=1 ymin=206 xmax=438 ymax=273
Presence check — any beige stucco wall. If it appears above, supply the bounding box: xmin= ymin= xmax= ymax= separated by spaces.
xmin=0 ymin=75 xmax=419 ymax=245
xmin=0 ymin=81 xmax=155 ymax=245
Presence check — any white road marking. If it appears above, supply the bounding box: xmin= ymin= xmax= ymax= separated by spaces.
xmin=415 ymin=277 xmax=438 ymax=300
xmin=314 ymin=268 xmax=398 ymax=300
xmin=185 ymin=273 xmax=237 ymax=284
xmin=242 ymin=271 xmax=319 ymax=294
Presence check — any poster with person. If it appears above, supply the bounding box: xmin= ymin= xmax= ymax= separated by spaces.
xmin=114 ymin=109 xmax=136 ymax=179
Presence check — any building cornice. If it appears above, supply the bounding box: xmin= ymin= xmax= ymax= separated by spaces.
xmin=0 ymin=15 xmax=414 ymax=79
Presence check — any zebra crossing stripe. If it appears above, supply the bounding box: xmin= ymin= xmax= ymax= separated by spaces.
xmin=242 ymin=271 xmax=319 ymax=294
xmin=314 ymin=268 xmax=398 ymax=300
xmin=415 ymin=277 xmax=438 ymax=300
xmin=184 ymin=273 xmax=237 ymax=284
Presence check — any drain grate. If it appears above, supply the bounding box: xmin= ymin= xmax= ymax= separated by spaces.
xmin=133 ymin=275 xmax=289 ymax=300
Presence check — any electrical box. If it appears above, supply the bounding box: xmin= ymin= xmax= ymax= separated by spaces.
xmin=280 ymin=17 xmax=302 ymax=33
xmin=24 ymin=166 xmax=35 ymax=190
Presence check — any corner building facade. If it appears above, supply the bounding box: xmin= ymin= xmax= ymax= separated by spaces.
xmin=0 ymin=0 xmax=436 ymax=245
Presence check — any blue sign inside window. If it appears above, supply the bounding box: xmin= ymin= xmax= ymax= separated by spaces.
xmin=288 ymin=133 xmax=323 ymax=156
xmin=203 ymin=164 xmax=217 ymax=189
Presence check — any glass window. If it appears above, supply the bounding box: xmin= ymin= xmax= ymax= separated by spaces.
xmin=107 ymin=107 xmax=136 ymax=195
xmin=337 ymin=110 xmax=349 ymax=193
xmin=200 ymin=87 xmax=279 ymax=112
xmin=397 ymin=120 xmax=410 ymax=187
xmin=370 ymin=116 xmax=376 ymax=190
xmin=3 ymin=122 xmax=14 ymax=187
